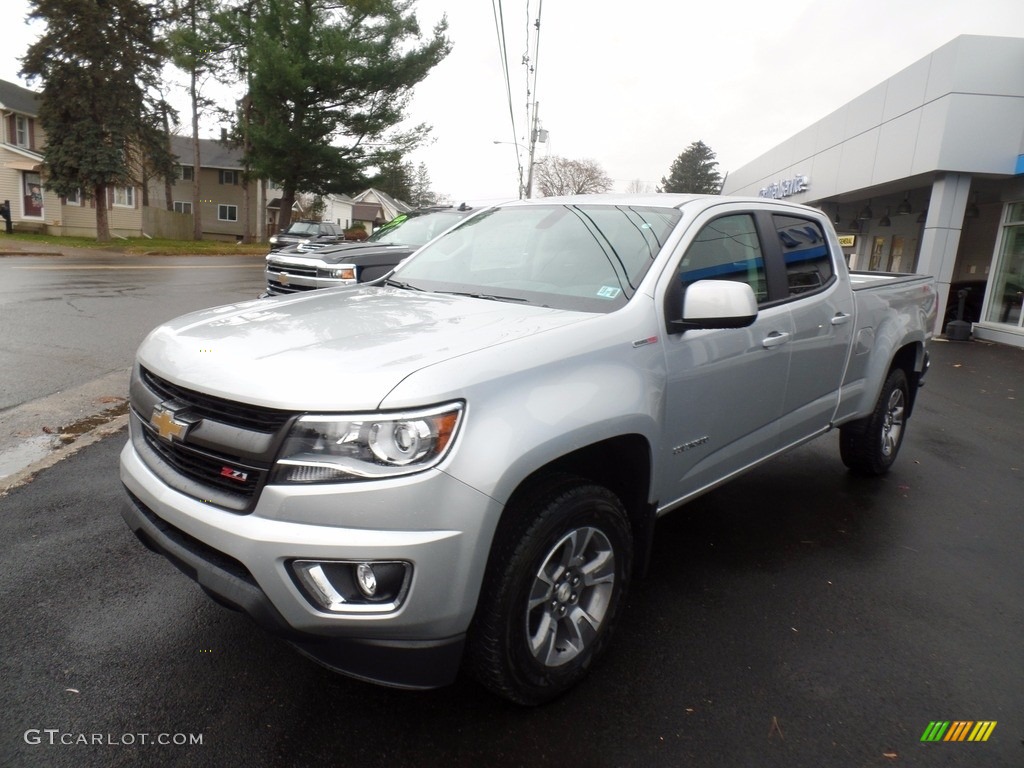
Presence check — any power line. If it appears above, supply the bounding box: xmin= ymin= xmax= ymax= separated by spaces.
xmin=492 ymin=0 xmax=524 ymax=195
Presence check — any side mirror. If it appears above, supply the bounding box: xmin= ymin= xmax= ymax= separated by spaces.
xmin=668 ymin=279 xmax=758 ymax=332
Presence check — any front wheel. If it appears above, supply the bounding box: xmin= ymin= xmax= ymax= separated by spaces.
xmin=840 ymin=368 xmax=910 ymax=475
xmin=468 ymin=477 xmax=633 ymax=705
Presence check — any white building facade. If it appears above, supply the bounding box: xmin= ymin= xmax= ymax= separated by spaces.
xmin=722 ymin=35 xmax=1024 ymax=347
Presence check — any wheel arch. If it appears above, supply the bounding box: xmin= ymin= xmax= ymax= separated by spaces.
xmin=490 ymin=435 xmax=657 ymax=583
xmin=889 ymin=340 xmax=927 ymax=418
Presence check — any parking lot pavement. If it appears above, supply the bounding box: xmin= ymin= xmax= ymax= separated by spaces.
xmin=1 ymin=338 xmax=1021 ymax=767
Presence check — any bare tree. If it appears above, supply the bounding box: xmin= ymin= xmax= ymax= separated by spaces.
xmin=534 ymin=156 xmax=613 ymax=197
xmin=625 ymin=179 xmax=653 ymax=194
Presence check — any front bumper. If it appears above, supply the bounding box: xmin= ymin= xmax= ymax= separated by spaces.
xmin=119 ymin=440 xmax=501 ymax=689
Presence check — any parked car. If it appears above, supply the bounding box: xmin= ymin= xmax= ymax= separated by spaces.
xmin=263 ymin=204 xmax=476 ymax=295
xmin=267 ymin=220 xmax=344 ymax=252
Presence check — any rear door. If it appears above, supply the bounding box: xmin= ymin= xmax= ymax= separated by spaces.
xmin=764 ymin=212 xmax=854 ymax=446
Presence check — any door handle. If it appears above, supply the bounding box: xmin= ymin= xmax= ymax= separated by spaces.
xmin=762 ymin=331 xmax=791 ymax=349
xmin=830 ymin=312 xmax=852 ymax=326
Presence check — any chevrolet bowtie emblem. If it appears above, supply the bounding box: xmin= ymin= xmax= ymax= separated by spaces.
xmin=150 ymin=403 xmax=196 ymax=442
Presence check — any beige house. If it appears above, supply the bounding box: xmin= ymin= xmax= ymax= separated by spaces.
xmin=150 ymin=135 xmax=267 ymax=242
xmin=0 ymin=78 xmax=143 ymax=238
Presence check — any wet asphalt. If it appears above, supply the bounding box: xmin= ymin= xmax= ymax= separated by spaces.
xmin=1 ymin=336 xmax=1022 ymax=768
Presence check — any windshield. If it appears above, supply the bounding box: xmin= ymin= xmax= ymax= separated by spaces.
xmin=369 ymin=210 xmax=469 ymax=247
xmin=285 ymin=222 xmax=320 ymax=235
xmin=391 ymin=204 xmax=681 ymax=313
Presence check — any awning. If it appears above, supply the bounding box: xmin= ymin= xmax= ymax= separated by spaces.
xmin=2 ymin=159 xmax=42 ymax=172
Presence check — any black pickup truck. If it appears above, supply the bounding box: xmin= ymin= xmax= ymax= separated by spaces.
xmin=263 ymin=205 xmax=476 ymax=296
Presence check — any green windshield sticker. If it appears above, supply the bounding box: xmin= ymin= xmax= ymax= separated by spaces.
xmin=597 ymin=286 xmax=621 ymax=299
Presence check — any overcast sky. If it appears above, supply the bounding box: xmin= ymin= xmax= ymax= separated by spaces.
xmin=3 ymin=0 xmax=1024 ymax=205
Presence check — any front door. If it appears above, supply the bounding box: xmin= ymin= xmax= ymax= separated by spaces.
xmin=23 ymin=172 xmax=43 ymax=218
xmin=657 ymin=209 xmax=793 ymax=508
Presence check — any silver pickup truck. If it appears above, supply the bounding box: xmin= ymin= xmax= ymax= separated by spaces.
xmin=120 ymin=194 xmax=936 ymax=704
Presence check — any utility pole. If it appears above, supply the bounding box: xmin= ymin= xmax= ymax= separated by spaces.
xmin=525 ymin=102 xmax=540 ymax=199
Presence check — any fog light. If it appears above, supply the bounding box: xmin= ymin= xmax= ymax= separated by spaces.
xmin=355 ymin=563 xmax=377 ymax=597
xmin=292 ymin=559 xmax=411 ymax=614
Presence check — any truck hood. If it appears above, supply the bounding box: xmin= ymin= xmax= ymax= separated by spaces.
xmin=276 ymin=241 xmax=414 ymax=265
xmin=138 ymin=287 xmax=587 ymax=411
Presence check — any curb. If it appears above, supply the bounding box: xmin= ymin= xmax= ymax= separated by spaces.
xmin=0 ymin=413 xmax=129 ymax=496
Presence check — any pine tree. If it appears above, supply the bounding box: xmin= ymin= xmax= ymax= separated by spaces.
xmin=410 ymin=162 xmax=436 ymax=207
xmin=237 ymin=0 xmax=451 ymax=231
xmin=21 ymin=0 xmax=174 ymax=241
xmin=660 ymin=140 xmax=722 ymax=195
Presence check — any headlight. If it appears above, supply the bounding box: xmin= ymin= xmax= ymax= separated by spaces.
xmin=317 ymin=265 xmax=357 ymax=280
xmin=269 ymin=235 xmax=279 ymax=244
xmin=299 ymin=238 xmax=311 ymax=245
xmin=273 ymin=403 xmax=464 ymax=483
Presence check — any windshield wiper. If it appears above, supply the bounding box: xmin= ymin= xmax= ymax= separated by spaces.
xmin=384 ymin=278 xmax=424 ymax=291
xmin=437 ymin=290 xmax=529 ymax=303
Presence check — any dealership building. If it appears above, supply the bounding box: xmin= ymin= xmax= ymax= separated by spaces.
xmin=722 ymin=35 xmax=1024 ymax=348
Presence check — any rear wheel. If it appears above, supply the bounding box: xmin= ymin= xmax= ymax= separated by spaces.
xmin=840 ymin=368 xmax=910 ymax=475
xmin=469 ymin=476 xmax=633 ymax=705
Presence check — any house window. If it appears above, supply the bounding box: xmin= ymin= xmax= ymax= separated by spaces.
xmin=65 ymin=189 xmax=82 ymax=206
xmin=173 ymin=201 xmax=193 ymax=214
xmin=178 ymin=165 xmax=194 ymax=182
xmin=219 ymin=170 xmax=238 ymax=185
xmin=218 ymin=204 xmax=238 ymax=221
xmin=113 ymin=187 xmax=135 ymax=207
xmin=15 ymin=115 xmax=29 ymax=147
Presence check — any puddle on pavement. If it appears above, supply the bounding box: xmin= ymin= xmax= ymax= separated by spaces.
xmin=0 ymin=435 xmax=61 ymax=480
xmin=0 ymin=400 xmax=129 ymax=481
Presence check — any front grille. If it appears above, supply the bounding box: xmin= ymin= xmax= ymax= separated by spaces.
xmin=142 ymin=368 xmax=292 ymax=433
xmin=141 ymin=426 xmax=266 ymax=502
xmin=267 ymin=262 xmax=318 ymax=278
xmin=134 ymin=369 xmax=301 ymax=512
xmin=266 ymin=281 xmax=314 ymax=295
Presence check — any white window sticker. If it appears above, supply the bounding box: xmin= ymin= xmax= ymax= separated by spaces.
xmin=597 ymin=286 xmax=621 ymax=299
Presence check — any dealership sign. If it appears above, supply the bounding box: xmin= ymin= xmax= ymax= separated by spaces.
xmin=759 ymin=174 xmax=809 ymax=199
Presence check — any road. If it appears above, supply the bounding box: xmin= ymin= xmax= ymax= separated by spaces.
xmin=0 ymin=252 xmax=265 ymax=484
xmin=0 ymin=252 xmax=266 ymax=409
xmin=1 ymin=336 xmax=1022 ymax=767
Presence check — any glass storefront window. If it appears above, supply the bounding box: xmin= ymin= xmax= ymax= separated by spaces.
xmin=985 ymin=203 xmax=1024 ymax=327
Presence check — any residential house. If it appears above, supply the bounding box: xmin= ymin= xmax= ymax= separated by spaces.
xmin=351 ymin=188 xmax=412 ymax=234
xmin=0 ymin=78 xmax=143 ymax=238
xmin=321 ymin=193 xmax=355 ymax=230
xmin=151 ymin=135 xmax=266 ymax=242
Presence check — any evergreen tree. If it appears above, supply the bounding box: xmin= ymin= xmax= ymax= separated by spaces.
xmin=367 ymin=157 xmax=415 ymax=204
xmin=238 ymin=0 xmax=450 ymax=231
xmin=659 ymin=140 xmax=722 ymax=195
xmin=167 ymin=0 xmax=231 ymax=240
xmin=410 ymin=162 xmax=436 ymax=207
xmin=21 ymin=0 xmax=174 ymax=241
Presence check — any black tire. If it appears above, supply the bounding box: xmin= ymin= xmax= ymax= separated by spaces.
xmin=468 ymin=475 xmax=633 ymax=705
xmin=840 ymin=368 xmax=910 ymax=475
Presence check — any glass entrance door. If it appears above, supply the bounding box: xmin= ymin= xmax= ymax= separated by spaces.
xmin=985 ymin=203 xmax=1024 ymax=328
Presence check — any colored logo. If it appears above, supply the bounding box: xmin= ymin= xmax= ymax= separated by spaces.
xmin=920 ymin=721 xmax=996 ymax=742
xmin=150 ymin=403 xmax=196 ymax=443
